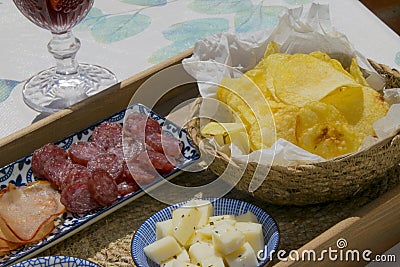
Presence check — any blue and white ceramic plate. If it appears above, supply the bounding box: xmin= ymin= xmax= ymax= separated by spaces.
xmin=10 ymin=256 xmax=99 ymax=267
xmin=0 ymin=103 xmax=199 ymax=266
xmin=132 ymin=198 xmax=280 ymax=267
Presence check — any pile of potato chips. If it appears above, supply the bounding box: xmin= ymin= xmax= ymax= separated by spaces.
xmin=201 ymin=41 xmax=389 ymax=159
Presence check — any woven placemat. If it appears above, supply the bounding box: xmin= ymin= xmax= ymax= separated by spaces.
xmin=37 ymin=164 xmax=400 ymax=266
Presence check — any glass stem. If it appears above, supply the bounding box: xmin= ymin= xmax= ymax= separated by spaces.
xmin=47 ymin=31 xmax=80 ymax=76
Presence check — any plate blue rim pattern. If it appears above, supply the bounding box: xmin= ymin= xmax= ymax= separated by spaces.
xmin=131 ymin=197 xmax=280 ymax=267
xmin=10 ymin=256 xmax=99 ymax=267
xmin=0 ymin=103 xmax=200 ymax=266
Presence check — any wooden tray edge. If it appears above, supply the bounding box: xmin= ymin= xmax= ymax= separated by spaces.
xmin=274 ymin=184 xmax=400 ymax=266
xmin=0 ymin=48 xmax=193 ymax=167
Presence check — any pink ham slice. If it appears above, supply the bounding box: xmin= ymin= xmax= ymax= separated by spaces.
xmin=0 ymin=235 xmax=20 ymax=256
xmin=0 ymin=181 xmax=65 ymax=244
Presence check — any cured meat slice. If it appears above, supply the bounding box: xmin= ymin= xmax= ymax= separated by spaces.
xmin=123 ymin=112 xmax=161 ymax=140
xmin=116 ymin=180 xmax=140 ymax=195
xmin=0 ymin=181 xmax=65 ymax=243
xmin=135 ymin=150 xmax=175 ymax=174
xmin=89 ymin=169 xmax=119 ymax=206
xmin=31 ymin=143 xmax=68 ymax=178
xmin=61 ymin=182 xmax=99 ymax=214
xmin=122 ymin=139 xmax=145 ymax=162
xmin=145 ymin=116 xmax=162 ymax=135
xmin=91 ymin=122 xmax=122 ymax=150
xmin=125 ymin=159 xmax=158 ymax=185
xmin=107 ymin=144 xmax=124 ymax=163
xmin=61 ymin=164 xmax=92 ymax=191
xmin=68 ymin=141 xmax=105 ymax=166
xmin=87 ymin=153 xmax=123 ymax=181
xmin=109 ymin=140 xmax=145 ymax=163
xmin=145 ymin=132 xmax=183 ymax=158
xmin=122 ymin=162 xmax=133 ymax=180
xmin=43 ymin=158 xmax=73 ymax=188
xmin=115 ymin=163 xmax=140 ymax=195
xmin=115 ymin=162 xmax=133 ymax=184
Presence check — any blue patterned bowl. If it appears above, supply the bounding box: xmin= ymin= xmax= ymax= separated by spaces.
xmin=10 ymin=256 xmax=99 ymax=267
xmin=132 ymin=198 xmax=279 ymax=267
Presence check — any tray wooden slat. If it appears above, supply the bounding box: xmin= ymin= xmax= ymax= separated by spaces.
xmin=1 ymin=48 xmax=399 ymax=266
xmin=275 ymin=184 xmax=400 ymax=266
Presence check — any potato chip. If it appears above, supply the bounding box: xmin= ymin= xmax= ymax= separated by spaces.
xmin=349 ymin=58 xmax=369 ymax=86
xmin=244 ymin=68 xmax=271 ymax=99
xmin=248 ymin=104 xmax=298 ymax=150
xmin=352 ymin=86 xmax=389 ymax=137
xmin=263 ymin=41 xmax=280 ymax=58
xmin=309 ymin=51 xmax=332 ymax=62
xmin=272 ymin=53 xmax=358 ymax=106
xmin=295 ymin=102 xmax=363 ymax=158
xmin=297 ymin=122 xmax=362 ymax=159
xmin=321 ymin=86 xmax=389 ymax=138
xmin=274 ymin=105 xmax=300 ymax=145
xmin=262 ymin=53 xmax=291 ymax=102
xmin=218 ymin=75 xmax=266 ymax=104
xmin=310 ymin=51 xmax=357 ymax=81
xmin=249 ymin=123 xmax=273 ymax=151
xmin=217 ymin=74 xmax=274 ymax=129
xmin=213 ymin=42 xmax=389 ymax=158
xmin=295 ymin=101 xmax=347 ymax=136
xmin=320 ymin=85 xmax=364 ymax=125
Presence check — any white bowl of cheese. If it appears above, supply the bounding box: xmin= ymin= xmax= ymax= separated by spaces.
xmin=131 ymin=198 xmax=279 ymax=267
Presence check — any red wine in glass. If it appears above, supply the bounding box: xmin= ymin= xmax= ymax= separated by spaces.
xmin=13 ymin=0 xmax=117 ymax=113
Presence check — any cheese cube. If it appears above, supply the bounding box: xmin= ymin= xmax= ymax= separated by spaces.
xmin=225 ymin=242 xmax=259 ymax=267
xmin=161 ymin=249 xmax=190 ymax=265
xmin=198 ymin=219 xmax=235 ymax=240
xmin=172 ymin=206 xmax=201 ymax=245
xmin=162 ymin=259 xmax=198 ymax=267
xmin=174 ymin=248 xmax=190 ymax=262
xmin=200 ymin=256 xmax=225 ymax=267
xmin=186 ymin=230 xmax=212 ymax=248
xmin=183 ymin=199 xmax=213 ymax=227
xmin=212 ymin=222 xmax=245 ymax=255
xmin=196 ymin=225 xmax=213 ymax=239
xmin=236 ymin=211 xmax=259 ymax=223
xmin=188 ymin=241 xmax=217 ymax=265
xmin=209 ymin=215 xmax=236 ymax=225
xmin=144 ymin=236 xmax=182 ymax=264
xmin=156 ymin=219 xmax=173 ymax=240
xmin=235 ymin=222 xmax=264 ymax=253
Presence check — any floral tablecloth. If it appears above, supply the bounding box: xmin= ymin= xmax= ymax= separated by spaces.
xmin=0 ymin=0 xmax=399 ymax=137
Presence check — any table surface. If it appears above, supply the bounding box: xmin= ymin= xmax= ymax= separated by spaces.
xmin=0 ymin=0 xmax=399 ymax=266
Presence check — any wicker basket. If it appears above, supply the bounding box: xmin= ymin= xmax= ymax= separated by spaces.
xmin=186 ymin=60 xmax=400 ymax=206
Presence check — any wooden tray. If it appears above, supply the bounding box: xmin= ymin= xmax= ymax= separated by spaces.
xmin=0 ymin=49 xmax=399 ymax=266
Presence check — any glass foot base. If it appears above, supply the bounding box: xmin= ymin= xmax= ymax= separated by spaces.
xmin=22 ymin=63 xmax=118 ymax=113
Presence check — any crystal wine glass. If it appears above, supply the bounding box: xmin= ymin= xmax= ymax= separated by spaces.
xmin=13 ymin=0 xmax=118 ymax=113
